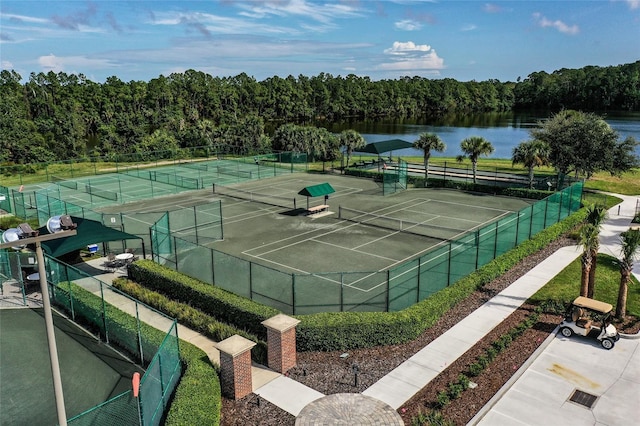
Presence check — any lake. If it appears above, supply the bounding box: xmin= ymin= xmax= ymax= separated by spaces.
xmin=323 ymin=111 xmax=640 ymax=159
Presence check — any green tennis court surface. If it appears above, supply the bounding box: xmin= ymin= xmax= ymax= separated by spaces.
xmin=0 ymin=308 xmax=143 ymax=425
xmin=209 ymin=174 xmax=533 ymax=275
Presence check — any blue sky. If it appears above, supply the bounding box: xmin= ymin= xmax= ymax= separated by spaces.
xmin=1 ymin=1 xmax=639 ymax=83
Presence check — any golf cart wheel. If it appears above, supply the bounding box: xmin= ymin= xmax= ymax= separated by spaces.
xmin=560 ymin=327 xmax=573 ymax=338
xmin=601 ymin=338 xmax=614 ymax=350
xmin=614 ymin=333 xmax=621 ymax=342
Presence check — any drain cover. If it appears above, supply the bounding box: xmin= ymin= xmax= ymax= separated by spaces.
xmin=569 ymin=389 xmax=598 ymax=408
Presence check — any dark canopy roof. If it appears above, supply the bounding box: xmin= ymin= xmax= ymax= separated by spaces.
xmin=298 ymin=183 xmax=335 ymax=198
xmin=355 ymin=139 xmax=413 ymax=154
xmin=38 ymin=216 xmax=142 ymax=258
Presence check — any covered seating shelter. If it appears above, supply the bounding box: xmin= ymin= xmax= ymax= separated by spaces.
xmin=298 ymin=183 xmax=335 ymax=214
xmin=353 ymin=139 xmax=413 ymax=170
xmin=37 ymin=216 xmax=144 ymax=259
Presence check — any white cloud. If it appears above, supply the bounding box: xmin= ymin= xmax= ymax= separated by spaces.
xmin=483 ymin=3 xmax=502 ymax=13
xmin=379 ymin=41 xmax=444 ymax=72
xmin=38 ymin=54 xmax=118 ymax=73
xmin=461 ymin=24 xmax=477 ymax=31
xmin=395 ymin=20 xmax=422 ymax=31
xmin=625 ymin=0 xmax=640 ymax=9
xmin=1 ymin=13 xmax=49 ymax=24
xmin=151 ymin=10 xmax=295 ymax=35
xmin=2 ymin=60 xmax=14 ymax=69
xmin=533 ymin=13 xmax=579 ymax=35
xmin=384 ymin=41 xmax=432 ymax=55
xmin=235 ymin=0 xmax=364 ymax=24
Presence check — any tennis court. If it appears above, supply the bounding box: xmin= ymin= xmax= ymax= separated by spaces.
xmin=0 ymin=308 xmax=143 ymax=425
xmin=210 ymin=174 xmax=531 ymax=274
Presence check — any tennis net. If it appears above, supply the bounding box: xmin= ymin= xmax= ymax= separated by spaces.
xmin=216 ymin=166 xmax=253 ymax=180
xmin=149 ymin=170 xmax=200 ymax=189
xmin=51 ymin=175 xmax=78 ymax=190
xmin=179 ymin=162 xmax=208 ymax=172
xmin=338 ymin=206 xmax=469 ymax=241
xmin=84 ymin=184 xmax=118 ymax=201
xmin=213 ymin=184 xmax=299 ymax=209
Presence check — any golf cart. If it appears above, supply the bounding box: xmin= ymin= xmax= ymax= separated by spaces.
xmin=559 ymin=296 xmax=620 ymax=349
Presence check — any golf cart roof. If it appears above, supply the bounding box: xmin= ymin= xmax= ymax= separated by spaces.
xmin=572 ymin=296 xmax=613 ymax=313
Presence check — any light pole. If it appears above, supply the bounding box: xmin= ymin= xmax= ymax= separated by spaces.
xmin=1 ymin=216 xmax=77 ymax=426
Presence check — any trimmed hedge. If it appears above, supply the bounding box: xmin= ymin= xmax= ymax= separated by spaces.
xmin=164 ymin=342 xmax=221 ymax=426
xmin=113 ymin=278 xmax=268 ymax=364
xmin=128 ymin=261 xmax=279 ymax=340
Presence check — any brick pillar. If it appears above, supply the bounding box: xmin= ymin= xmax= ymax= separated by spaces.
xmin=216 ymin=335 xmax=256 ymax=400
xmin=261 ymin=314 xmax=301 ymax=374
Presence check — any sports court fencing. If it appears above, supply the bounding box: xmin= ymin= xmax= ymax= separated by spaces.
xmin=382 ymin=159 xmax=408 ymax=195
xmin=3 ymin=151 xmax=307 ymax=217
xmin=151 ymin=181 xmax=583 ymax=314
xmin=0 ymin=252 xmax=181 ymax=426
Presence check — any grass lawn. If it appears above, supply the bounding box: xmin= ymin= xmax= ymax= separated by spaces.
xmin=583 ymin=169 xmax=640 ymax=195
xmin=530 ymin=254 xmax=640 ymax=318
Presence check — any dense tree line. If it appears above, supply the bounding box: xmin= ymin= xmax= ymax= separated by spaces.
xmin=514 ymin=61 xmax=640 ymax=111
xmin=1 ymin=61 xmax=639 ymax=164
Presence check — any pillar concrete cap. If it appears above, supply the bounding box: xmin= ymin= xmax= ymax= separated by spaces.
xmin=216 ymin=335 xmax=256 ymax=357
xmin=262 ymin=313 xmax=301 ymax=332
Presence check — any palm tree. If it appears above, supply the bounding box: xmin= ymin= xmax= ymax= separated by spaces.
xmin=339 ymin=129 xmax=366 ymax=170
xmin=585 ymin=204 xmax=608 ymax=298
xmin=511 ymin=139 xmax=550 ymax=189
xmin=456 ymin=136 xmax=494 ymax=184
xmin=413 ymin=133 xmax=446 ymax=187
xmin=615 ymin=228 xmax=640 ymax=319
xmin=579 ymin=223 xmax=599 ymax=297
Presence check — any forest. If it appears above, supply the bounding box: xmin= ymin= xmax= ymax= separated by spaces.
xmin=1 ymin=60 xmax=639 ymax=165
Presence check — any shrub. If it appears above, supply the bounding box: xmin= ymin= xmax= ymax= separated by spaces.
xmin=436 ymin=390 xmax=450 ymax=408
xmin=457 ymin=373 xmax=470 ymax=389
xmin=447 ymin=382 xmax=465 ymax=400
xmin=468 ymin=362 xmax=484 ymax=377
xmin=411 ymin=410 xmax=454 ymax=426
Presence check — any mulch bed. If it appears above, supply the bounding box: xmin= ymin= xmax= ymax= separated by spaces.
xmin=220 ymin=237 xmax=639 ymax=425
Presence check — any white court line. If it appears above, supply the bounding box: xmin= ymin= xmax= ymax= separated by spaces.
xmin=310 ymin=239 xmax=401 ymax=262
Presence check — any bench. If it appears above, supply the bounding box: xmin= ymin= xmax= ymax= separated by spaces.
xmin=307 ymin=205 xmax=329 ymax=215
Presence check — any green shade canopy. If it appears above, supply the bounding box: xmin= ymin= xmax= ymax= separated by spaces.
xmin=298 ymin=183 xmax=336 ymax=198
xmin=355 ymin=139 xmax=413 ymax=155
xmin=38 ymin=216 xmax=142 ymax=258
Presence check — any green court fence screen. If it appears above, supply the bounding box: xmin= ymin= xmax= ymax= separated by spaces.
xmin=151 ymin=181 xmax=583 ymax=314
